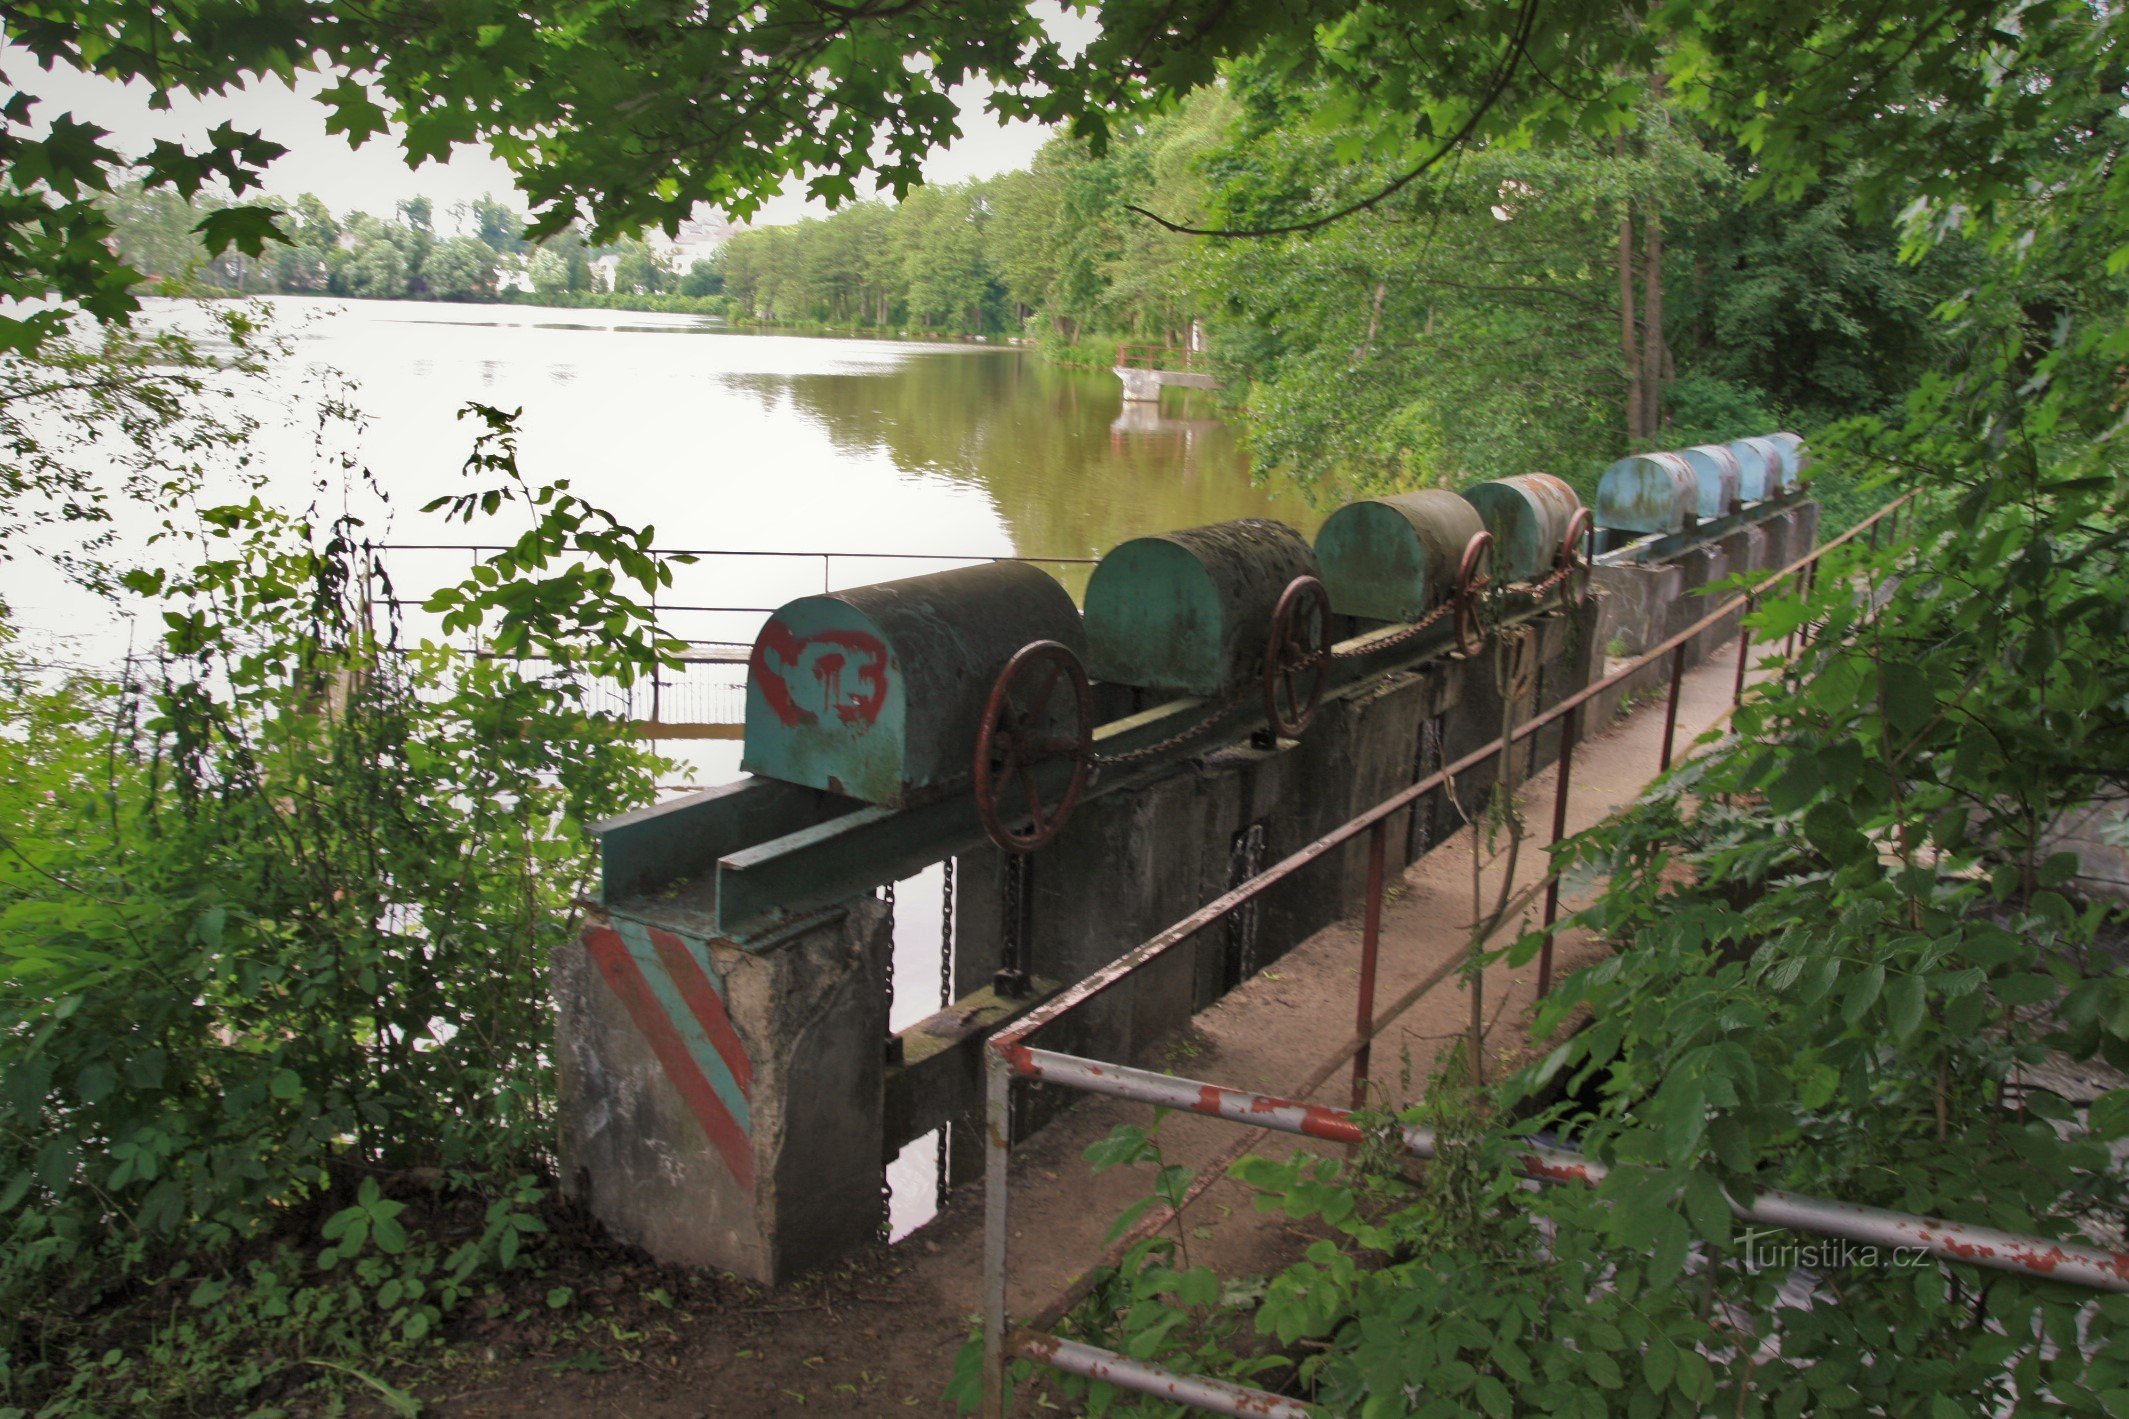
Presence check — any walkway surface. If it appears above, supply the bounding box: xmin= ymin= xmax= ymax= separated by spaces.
xmin=440 ymin=635 xmax=1759 ymax=1418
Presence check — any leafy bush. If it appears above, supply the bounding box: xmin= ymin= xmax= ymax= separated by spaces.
xmin=972 ymin=411 xmax=2129 ymax=1412
xmin=0 ymin=380 xmax=677 ymax=1409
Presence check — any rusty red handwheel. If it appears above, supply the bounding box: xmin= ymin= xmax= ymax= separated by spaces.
xmin=1557 ymin=506 xmax=1594 ymax=606
xmin=1263 ymin=574 xmax=1332 ymax=738
xmin=1453 ymin=530 xmax=1496 ymax=657
xmin=973 ymin=639 xmax=1095 ymax=855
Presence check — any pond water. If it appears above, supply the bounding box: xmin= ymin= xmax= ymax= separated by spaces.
xmin=5 ymin=295 xmax=1328 ymax=1239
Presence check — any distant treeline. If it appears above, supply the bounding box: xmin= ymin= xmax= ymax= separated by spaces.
xmin=102 ymin=75 xmax=1960 ymax=495
xmin=104 ymin=188 xmax=723 ymax=305
xmin=713 ymin=113 xmax=1216 ymax=346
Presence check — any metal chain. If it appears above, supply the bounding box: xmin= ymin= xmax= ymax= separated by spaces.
xmin=939 ymin=856 xmax=955 ymax=1009
xmin=1225 ymin=821 xmax=1267 ymax=985
xmin=1328 ymin=595 xmax=1457 ymax=662
xmin=881 ymin=879 xmax=896 ymax=1000
xmin=1082 ymin=563 xmax=1578 ymax=772
xmin=1526 ymin=558 xmax=1578 ymax=599
xmin=937 ymin=855 xmax=955 ymax=1211
xmin=1007 ymin=558 xmax=1585 ymax=790
xmin=1090 ymin=684 xmax=1254 ymax=769
xmin=998 ymin=853 xmax=1033 ymax=994
xmin=879 ymin=877 xmax=897 ymax=1242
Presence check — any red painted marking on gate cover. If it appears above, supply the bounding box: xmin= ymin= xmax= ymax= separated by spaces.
xmin=750 ymin=620 xmax=891 ymax=728
xmin=585 ymin=925 xmax=755 ymax=1191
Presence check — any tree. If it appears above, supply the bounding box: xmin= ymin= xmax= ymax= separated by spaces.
xmin=273 ymin=241 xmax=332 ymax=292
xmin=341 ymin=236 xmax=407 ymax=298
xmin=678 ymin=257 xmax=723 ymax=298
xmin=464 ymin=193 xmax=527 ymax=255
xmin=290 ymin=192 xmax=340 ymax=249
xmin=898 ymin=183 xmax=998 ymax=332
xmin=5 ymin=0 xmax=2120 ymax=355
xmin=422 ymin=235 xmax=497 ymax=299
xmin=528 ymin=247 xmax=571 ymax=297
xmin=608 ymin=236 xmax=666 ymax=294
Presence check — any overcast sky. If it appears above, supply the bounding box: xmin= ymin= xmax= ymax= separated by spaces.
xmin=5 ymin=45 xmax=1064 ymax=231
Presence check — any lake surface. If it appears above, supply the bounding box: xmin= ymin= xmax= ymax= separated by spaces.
xmin=7 ymin=295 xmax=1326 ymax=1238
xmin=11 ymin=297 xmax=1322 ymax=753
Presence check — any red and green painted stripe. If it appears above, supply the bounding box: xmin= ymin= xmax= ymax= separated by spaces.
xmin=584 ymin=918 xmax=755 ymax=1191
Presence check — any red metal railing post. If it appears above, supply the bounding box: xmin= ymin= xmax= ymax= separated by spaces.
xmin=1351 ymin=820 xmax=1387 ymax=1109
xmin=1538 ymin=702 xmax=1577 ymax=997
xmin=1733 ymin=592 xmax=1754 ymax=706
xmin=1800 ymin=556 xmax=1818 ymax=646
xmin=1658 ymin=642 xmax=1686 ymax=771
xmin=1781 ymin=569 xmax=1796 ymax=661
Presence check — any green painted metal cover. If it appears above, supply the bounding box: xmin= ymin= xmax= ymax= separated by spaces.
xmin=1676 ymin=444 xmax=1743 ymax=520
xmin=1314 ymin=490 xmax=1483 ymax=623
xmin=741 ymin=562 xmax=1085 ymax=807
xmin=1595 ymin=454 xmax=1699 ymax=538
xmin=1463 ymin=474 xmax=1582 ymax=582
xmin=1763 ymin=431 xmax=1808 ymax=488
xmin=1084 ymin=519 xmax=1318 ymax=698
xmin=1728 ymin=438 xmax=1777 ymax=500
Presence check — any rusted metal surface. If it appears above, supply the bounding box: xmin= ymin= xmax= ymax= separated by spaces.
xmin=1734 ymin=592 xmax=1755 ymax=704
xmin=973 ymin=640 xmax=1096 ymax=854
xmin=1659 ymin=643 xmax=1687 ymax=771
xmin=742 ymin=562 xmax=1084 ymax=807
xmin=1010 ymin=1331 xmax=1318 ymax=1417
xmin=1084 ymin=520 xmax=1320 ymax=698
xmin=1313 ymin=489 xmax=1484 ymax=622
xmin=1558 ymin=507 xmax=1595 ymax=606
xmin=987 ymin=493 xmax=1937 ymax=1416
xmin=1538 ymin=701 xmax=1578 ymax=995
xmin=1011 ymin=1048 xmax=2129 ymax=1293
xmin=1453 ymin=530 xmax=1496 ymax=657
xmin=991 ymin=495 xmax=1912 ymax=1061
xmin=1352 ymin=821 xmax=1387 ymax=1109
xmin=1262 ymin=575 xmax=1332 ymax=737
xmin=710 ymin=574 xmax=1587 ymax=935
xmin=1464 ymin=474 xmax=1583 ymax=582
xmin=1676 ymin=443 xmax=1744 ymax=519
xmin=1596 ymin=452 xmax=1700 ymax=536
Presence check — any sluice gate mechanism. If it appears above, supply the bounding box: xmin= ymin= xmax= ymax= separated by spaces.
xmin=557 ymin=432 xmax=1821 ymax=1284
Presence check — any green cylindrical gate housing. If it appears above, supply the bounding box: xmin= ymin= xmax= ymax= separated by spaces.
xmin=1728 ymin=438 xmax=1778 ymax=501
xmin=1464 ymin=473 xmax=1582 ymax=582
xmin=1313 ymin=490 xmax=1484 ymax=623
xmin=741 ymin=562 xmax=1086 ymax=806
xmin=1084 ymin=519 xmax=1319 ymax=698
xmin=1763 ymin=431 xmax=1809 ymax=488
xmin=1596 ymin=453 xmax=1699 ymax=537
xmin=1676 ymin=444 xmax=1743 ymax=520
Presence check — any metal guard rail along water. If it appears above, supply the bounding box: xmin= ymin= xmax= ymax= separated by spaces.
xmin=977 ymin=494 xmax=2129 ymax=1419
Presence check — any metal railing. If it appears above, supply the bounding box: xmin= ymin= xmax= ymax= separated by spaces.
xmin=976 ymin=493 xmax=2129 ymax=1417
xmin=363 ymin=541 xmax=1101 ymax=730
xmin=1114 ymin=344 xmax=1208 ymax=371
xmin=370 ymin=541 xmax=1099 ymax=608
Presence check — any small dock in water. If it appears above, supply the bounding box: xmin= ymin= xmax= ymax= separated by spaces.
xmin=1114 ymin=343 xmax=1217 ymax=401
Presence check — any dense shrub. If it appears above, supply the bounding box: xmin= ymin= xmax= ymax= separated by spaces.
xmin=0 ymin=375 xmax=676 ymax=1409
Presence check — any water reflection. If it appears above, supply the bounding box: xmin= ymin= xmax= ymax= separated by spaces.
xmin=726 ymin=354 xmax=1323 ymax=599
